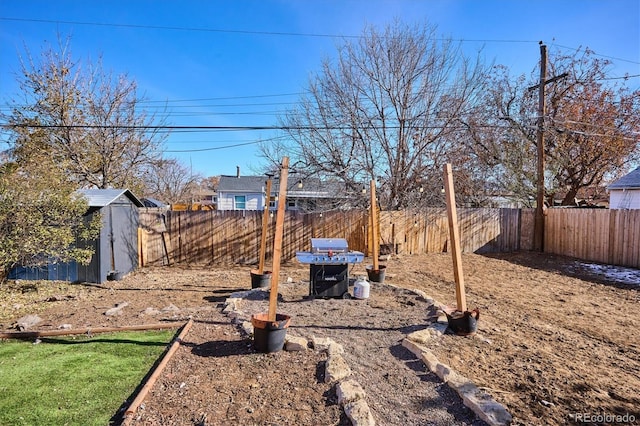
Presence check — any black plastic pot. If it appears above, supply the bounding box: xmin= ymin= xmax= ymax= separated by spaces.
xmin=445 ymin=308 xmax=480 ymax=336
xmin=250 ymin=269 xmax=272 ymax=289
xmin=107 ymin=271 xmax=123 ymax=281
xmin=251 ymin=313 xmax=291 ymax=353
xmin=366 ymin=264 xmax=386 ymax=283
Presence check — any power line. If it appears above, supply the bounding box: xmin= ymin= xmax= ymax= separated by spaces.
xmin=3 ymin=16 xmax=637 ymax=66
xmin=0 ymin=17 xmax=361 ymax=39
xmin=594 ymin=74 xmax=640 ymax=81
xmin=0 ymin=16 xmax=540 ymax=44
xmin=552 ymin=43 xmax=640 ymax=66
xmin=136 ymin=93 xmax=305 ymax=104
xmin=0 ymin=96 xmax=302 ymax=110
xmin=164 ymin=140 xmax=263 ymax=152
xmin=1 ymin=123 xmax=518 ymax=131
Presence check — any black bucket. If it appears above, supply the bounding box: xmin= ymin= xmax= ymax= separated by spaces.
xmin=251 ymin=313 xmax=291 ymax=353
xmin=366 ymin=264 xmax=386 ymax=283
xmin=445 ymin=308 xmax=480 ymax=336
xmin=107 ymin=271 xmax=123 ymax=281
xmin=250 ymin=269 xmax=272 ymax=289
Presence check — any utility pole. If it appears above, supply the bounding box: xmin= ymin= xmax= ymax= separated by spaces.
xmin=529 ymin=43 xmax=569 ymax=252
xmin=534 ymin=43 xmax=547 ymax=252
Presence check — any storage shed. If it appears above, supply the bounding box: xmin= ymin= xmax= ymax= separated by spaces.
xmin=8 ymin=189 xmax=143 ymax=283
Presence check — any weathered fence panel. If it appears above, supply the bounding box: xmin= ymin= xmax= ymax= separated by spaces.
xmin=378 ymin=209 xmax=533 ymax=255
xmin=139 ymin=208 xmax=638 ymax=269
xmin=139 ymin=208 xmax=533 ymax=266
xmin=545 ymin=208 xmax=640 ymax=269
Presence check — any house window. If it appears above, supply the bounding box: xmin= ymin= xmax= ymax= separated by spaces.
xmin=287 ymin=199 xmax=297 ymax=208
xmin=234 ymin=195 xmax=246 ymax=210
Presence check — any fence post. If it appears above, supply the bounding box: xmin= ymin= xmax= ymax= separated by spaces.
xmin=608 ymin=209 xmax=617 ymax=265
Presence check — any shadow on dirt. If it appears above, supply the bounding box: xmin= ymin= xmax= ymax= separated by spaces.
xmin=39 ymin=337 xmax=168 ymax=346
xmin=388 ymin=343 xmax=489 ymax=426
xmin=321 ymin=384 xmax=352 ymax=425
xmin=189 ymin=339 xmax=253 ymax=357
xmin=288 ymin=322 xmax=431 ymax=333
xmin=481 ymin=252 xmax=639 ymax=290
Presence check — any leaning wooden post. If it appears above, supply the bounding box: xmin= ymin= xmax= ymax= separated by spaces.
xmin=258 ymin=178 xmax=273 ymax=274
xmin=268 ymin=157 xmax=289 ymax=321
xmin=370 ymin=180 xmax=380 ymax=270
xmin=444 ymin=163 xmax=467 ymax=312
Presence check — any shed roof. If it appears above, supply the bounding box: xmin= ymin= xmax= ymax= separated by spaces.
xmin=76 ymin=189 xmax=144 ymax=207
xmin=608 ymin=167 xmax=640 ymax=190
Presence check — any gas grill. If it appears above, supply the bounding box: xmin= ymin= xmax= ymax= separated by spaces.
xmin=295 ymin=238 xmax=364 ymax=299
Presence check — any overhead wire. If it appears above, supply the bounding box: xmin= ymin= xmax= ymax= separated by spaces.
xmin=0 ymin=16 xmax=539 ymax=44
xmin=2 ymin=16 xmax=637 ymax=66
xmin=1 ymin=16 xmax=637 ymax=155
xmin=551 ymin=43 xmax=640 ymax=66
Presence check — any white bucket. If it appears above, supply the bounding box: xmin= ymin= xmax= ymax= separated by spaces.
xmin=353 ymin=276 xmax=370 ymax=299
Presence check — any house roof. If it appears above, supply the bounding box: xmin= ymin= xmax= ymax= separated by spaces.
xmin=217 ymin=174 xmax=350 ymax=199
xmin=141 ymin=197 xmax=169 ymax=208
xmin=284 ymin=177 xmax=348 ymax=199
xmin=76 ymin=189 xmax=144 ymax=207
xmin=608 ymin=167 xmax=640 ymax=190
xmin=217 ymin=175 xmax=267 ymax=193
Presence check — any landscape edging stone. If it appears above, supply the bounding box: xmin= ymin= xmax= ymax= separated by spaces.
xmin=221 ymin=289 xmax=376 ymax=426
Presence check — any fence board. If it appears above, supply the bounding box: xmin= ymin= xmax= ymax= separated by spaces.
xmin=139 ymin=207 xmax=639 ymax=269
xmin=545 ymin=208 xmax=640 ymax=269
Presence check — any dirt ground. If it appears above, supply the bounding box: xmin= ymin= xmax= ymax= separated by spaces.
xmin=1 ymin=252 xmax=639 ymax=426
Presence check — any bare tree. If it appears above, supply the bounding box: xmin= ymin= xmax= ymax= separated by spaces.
xmin=462 ymin=49 xmax=640 ymax=206
xmin=263 ymin=21 xmax=488 ymax=209
xmin=4 ymin=37 xmax=166 ymax=193
xmin=142 ymin=158 xmax=202 ymax=204
xmin=457 ymin=66 xmax=539 ymax=207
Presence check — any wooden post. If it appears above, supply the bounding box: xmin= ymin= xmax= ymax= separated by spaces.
xmin=258 ymin=179 xmax=273 ymax=274
xmin=443 ymin=163 xmax=467 ymax=312
xmin=370 ymin=180 xmax=380 ymax=270
xmin=122 ymin=319 xmax=193 ymax=425
xmin=137 ymin=227 xmax=143 ymax=267
xmin=268 ymin=157 xmax=289 ymax=321
xmin=161 ymin=214 xmax=173 ymax=266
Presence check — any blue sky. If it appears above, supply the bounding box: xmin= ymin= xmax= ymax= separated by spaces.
xmin=1 ymin=0 xmax=638 ymax=178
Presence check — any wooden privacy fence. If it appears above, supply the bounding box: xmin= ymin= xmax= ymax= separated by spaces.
xmin=139 ymin=209 xmax=368 ymax=266
xmin=545 ymin=208 xmax=640 ymax=269
xmin=378 ymin=209 xmax=534 ymax=255
xmin=138 ymin=208 xmax=535 ymax=267
xmin=139 ymin=208 xmax=640 ymax=269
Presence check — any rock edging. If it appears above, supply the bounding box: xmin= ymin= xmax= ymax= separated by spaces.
xmin=399 ymin=287 xmax=512 ymax=426
xmin=221 ymin=289 xmax=376 ymax=426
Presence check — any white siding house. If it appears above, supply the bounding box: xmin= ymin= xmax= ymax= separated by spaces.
xmin=216 ymin=173 xmax=353 ymax=212
xmin=217 ymin=175 xmax=268 ymax=211
xmin=608 ymin=167 xmax=640 ymax=209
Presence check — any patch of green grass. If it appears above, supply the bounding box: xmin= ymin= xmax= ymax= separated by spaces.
xmin=0 ymin=330 xmax=174 ymax=426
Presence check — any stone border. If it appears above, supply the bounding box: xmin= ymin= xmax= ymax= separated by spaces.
xmin=396 ymin=287 xmax=512 ymax=426
xmin=222 ymin=286 xmax=512 ymax=426
xmin=221 ymin=288 xmax=376 ymax=426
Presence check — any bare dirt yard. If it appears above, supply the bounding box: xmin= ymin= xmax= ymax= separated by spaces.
xmin=1 ymin=252 xmax=639 ymax=426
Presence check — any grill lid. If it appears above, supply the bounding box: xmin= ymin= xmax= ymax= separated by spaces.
xmin=311 ymin=238 xmax=349 ymax=253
